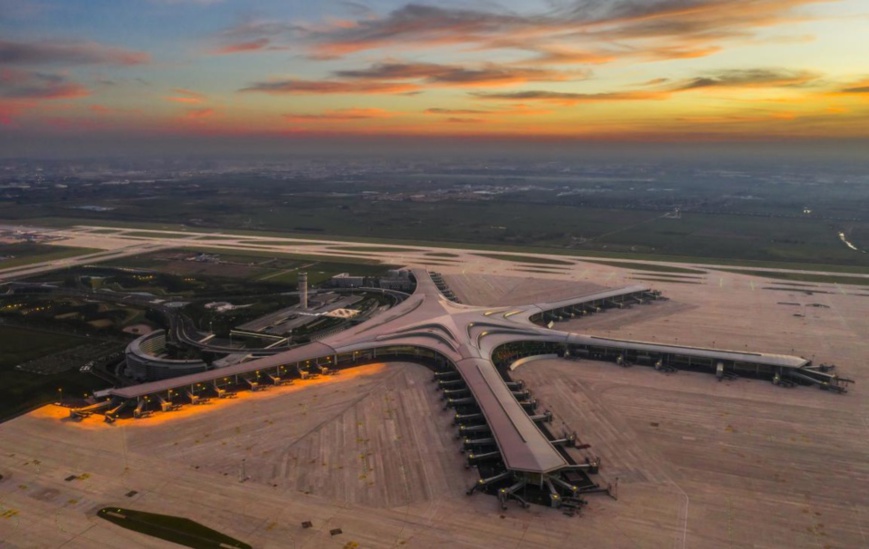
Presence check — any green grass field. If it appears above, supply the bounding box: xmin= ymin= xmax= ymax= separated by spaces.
xmin=0 ymin=243 xmax=100 ymax=269
xmin=580 ymin=259 xmax=706 ymax=274
xmin=337 ymin=245 xmax=421 ymax=252
xmin=717 ymin=269 xmax=869 ymax=286
xmin=122 ymin=231 xmax=198 ymax=239
xmin=261 ymin=261 xmax=398 ymax=285
xmin=0 ymin=326 xmax=87 ymax=366
xmin=18 ymin=215 xmax=869 ymax=275
xmin=98 ymin=248 xmax=398 ymax=286
xmin=631 ymin=277 xmax=702 ymax=285
xmin=236 ymin=239 xmax=321 ymax=245
xmin=0 ymin=326 xmax=105 ymax=420
xmin=97 ymin=508 xmax=251 ymax=549
xmin=475 ymin=253 xmax=575 ymax=265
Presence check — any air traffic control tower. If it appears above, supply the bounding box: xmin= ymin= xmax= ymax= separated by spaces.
xmin=299 ymin=271 xmax=308 ymax=310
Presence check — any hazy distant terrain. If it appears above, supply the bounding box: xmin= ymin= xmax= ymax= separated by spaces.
xmin=3 ymin=155 xmax=866 ymax=269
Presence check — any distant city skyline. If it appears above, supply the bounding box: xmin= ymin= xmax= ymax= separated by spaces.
xmin=1 ymin=0 xmax=867 ymax=156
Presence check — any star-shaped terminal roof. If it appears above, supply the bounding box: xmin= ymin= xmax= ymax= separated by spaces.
xmin=109 ymin=270 xmax=811 ymax=475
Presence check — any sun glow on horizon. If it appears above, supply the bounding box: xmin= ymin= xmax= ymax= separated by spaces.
xmin=1 ymin=0 xmax=867 ymax=153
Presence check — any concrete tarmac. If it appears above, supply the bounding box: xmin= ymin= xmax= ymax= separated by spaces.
xmin=0 ymin=224 xmax=866 ymax=548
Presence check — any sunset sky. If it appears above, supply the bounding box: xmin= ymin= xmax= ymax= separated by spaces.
xmin=1 ymin=0 xmax=867 ymax=154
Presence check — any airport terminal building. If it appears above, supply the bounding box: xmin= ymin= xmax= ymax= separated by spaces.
xmin=83 ymin=270 xmax=850 ymax=511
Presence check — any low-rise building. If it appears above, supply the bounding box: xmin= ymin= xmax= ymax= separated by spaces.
xmin=331 ymin=273 xmax=365 ymax=288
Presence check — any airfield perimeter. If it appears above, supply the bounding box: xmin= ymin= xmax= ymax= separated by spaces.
xmin=0 ymin=225 xmax=867 ymax=548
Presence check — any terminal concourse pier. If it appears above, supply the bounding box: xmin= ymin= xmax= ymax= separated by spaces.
xmin=76 ymin=270 xmax=851 ymax=512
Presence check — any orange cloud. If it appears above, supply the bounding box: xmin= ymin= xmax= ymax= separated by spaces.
xmin=297 ymin=1 xmax=829 ymax=62
xmin=425 ymin=108 xmax=487 ymax=115
xmin=283 ymin=107 xmax=394 ymax=122
xmin=184 ymin=108 xmax=214 ymax=120
xmin=0 ymin=101 xmax=29 ymax=125
xmin=503 ymin=104 xmax=554 ymax=116
xmin=472 ymin=90 xmax=667 ymax=105
xmin=0 ymin=70 xmax=93 ymax=126
xmin=446 ymin=117 xmax=484 ymax=124
xmin=526 ymin=47 xmax=618 ymax=65
xmin=166 ymin=88 xmax=207 ymax=104
xmin=643 ymin=45 xmax=723 ymax=61
xmin=839 ymin=80 xmax=869 ymax=94
xmin=472 ymin=68 xmax=824 ymax=106
xmin=0 ymin=39 xmax=149 ymax=66
xmin=426 ymin=104 xmax=552 ymax=117
xmin=334 ymin=61 xmax=579 ymax=87
xmin=240 ymin=79 xmax=419 ymax=95
xmin=208 ymin=0 xmax=835 ymax=87
xmin=212 ymin=38 xmax=271 ymax=55
xmin=672 ymin=69 xmax=820 ymax=91
xmin=243 ymin=61 xmax=584 ymax=98
xmin=0 ymin=68 xmax=89 ymax=99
